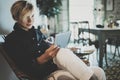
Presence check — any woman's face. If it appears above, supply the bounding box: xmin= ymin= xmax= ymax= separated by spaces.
xmin=18 ymin=10 xmax=34 ymax=31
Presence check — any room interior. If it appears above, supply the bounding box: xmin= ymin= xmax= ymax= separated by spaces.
xmin=0 ymin=0 xmax=120 ymax=80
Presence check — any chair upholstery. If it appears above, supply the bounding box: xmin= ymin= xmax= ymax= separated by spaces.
xmin=0 ymin=46 xmax=34 ymax=80
xmin=48 ymin=70 xmax=76 ymax=80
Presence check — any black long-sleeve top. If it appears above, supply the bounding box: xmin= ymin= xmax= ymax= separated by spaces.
xmin=3 ymin=23 xmax=58 ymax=79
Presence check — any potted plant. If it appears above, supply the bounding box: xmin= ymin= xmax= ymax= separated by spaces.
xmin=36 ymin=0 xmax=62 ymax=33
xmin=36 ymin=0 xmax=62 ymax=18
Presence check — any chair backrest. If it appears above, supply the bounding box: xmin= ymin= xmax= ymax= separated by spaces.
xmin=70 ymin=22 xmax=79 ymax=40
xmin=78 ymin=21 xmax=91 ymax=45
xmin=0 ymin=46 xmax=35 ymax=80
xmin=79 ymin=21 xmax=90 ymax=38
xmin=0 ymin=46 xmax=19 ymax=80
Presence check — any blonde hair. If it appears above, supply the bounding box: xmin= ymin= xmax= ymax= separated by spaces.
xmin=11 ymin=0 xmax=34 ymax=21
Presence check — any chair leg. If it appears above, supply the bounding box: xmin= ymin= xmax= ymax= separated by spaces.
xmin=113 ymin=45 xmax=117 ymax=59
xmin=96 ymin=48 xmax=99 ymax=62
xmin=110 ymin=45 xmax=112 ymax=54
xmin=118 ymin=47 xmax=120 ymax=57
xmin=104 ymin=45 xmax=108 ymax=67
xmin=105 ymin=53 xmax=108 ymax=67
xmin=103 ymin=43 xmax=108 ymax=67
xmin=116 ymin=46 xmax=120 ymax=57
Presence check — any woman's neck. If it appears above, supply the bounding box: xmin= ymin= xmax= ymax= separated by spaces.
xmin=17 ymin=22 xmax=29 ymax=31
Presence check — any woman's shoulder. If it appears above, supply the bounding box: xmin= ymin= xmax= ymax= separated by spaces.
xmin=5 ymin=31 xmax=21 ymax=42
xmin=6 ymin=31 xmax=17 ymax=39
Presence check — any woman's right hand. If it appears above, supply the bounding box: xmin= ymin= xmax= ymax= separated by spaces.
xmin=45 ymin=44 xmax=60 ymax=58
xmin=37 ymin=45 xmax=60 ymax=64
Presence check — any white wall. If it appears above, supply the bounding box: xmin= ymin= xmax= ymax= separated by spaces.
xmin=0 ymin=0 xmax=17 ymax=34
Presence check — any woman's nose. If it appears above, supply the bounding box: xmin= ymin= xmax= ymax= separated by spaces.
xmin=28 ymin=18 xmax=32 ymax=23
xmin=28 ymin=17 xmax=34 ymax=23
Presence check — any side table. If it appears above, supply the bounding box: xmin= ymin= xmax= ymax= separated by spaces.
xmin=70 ymin=47 xmax=94 ymax=66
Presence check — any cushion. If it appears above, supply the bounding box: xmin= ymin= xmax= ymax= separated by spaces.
xmin=48 ymin=70 xmax=77 ymax=80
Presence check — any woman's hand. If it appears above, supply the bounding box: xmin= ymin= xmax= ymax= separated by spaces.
xmin=45 ymin=44 xmax=60 ymax=58
xmin=37 ymin=45 xmax=60 ymax=64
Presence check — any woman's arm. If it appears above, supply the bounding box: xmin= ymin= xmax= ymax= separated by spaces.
xmin=36 ymin=45 xmax=60 ymax=64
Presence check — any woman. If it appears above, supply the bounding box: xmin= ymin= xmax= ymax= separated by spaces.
xmin=3 ymin=0 xmax=106 ymax=80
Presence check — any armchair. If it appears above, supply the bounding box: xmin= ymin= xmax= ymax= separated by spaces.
xmin=0 ymin=46 xmax=77 ymax=80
